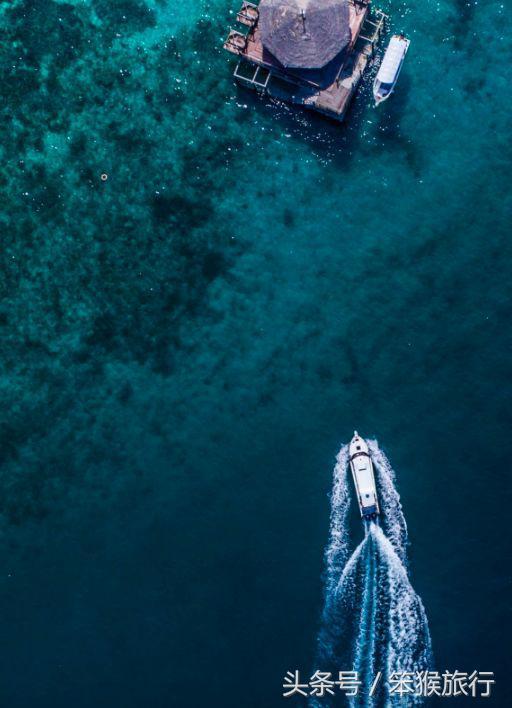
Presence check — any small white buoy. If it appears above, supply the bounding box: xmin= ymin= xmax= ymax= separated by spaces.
xmin=100 ymin=173 xmax=108 ymax=182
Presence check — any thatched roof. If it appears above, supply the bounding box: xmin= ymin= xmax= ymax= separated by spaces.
xmin=259 ymin=0 xmax=351 ymax=70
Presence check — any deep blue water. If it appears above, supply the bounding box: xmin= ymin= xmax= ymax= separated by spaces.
xmin=0 ymin=0 xmax=511 ymax=705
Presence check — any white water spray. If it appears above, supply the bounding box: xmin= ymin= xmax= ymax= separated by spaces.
xmin=313 ymin=440 xmax=433 ymax=705
xmin=367 ymin=440 xmax=408 ymax=565
xmin=324 ymin=445 xmax=351 ymax=596
xmin=316 ymin=445 xmax=352 ymax=663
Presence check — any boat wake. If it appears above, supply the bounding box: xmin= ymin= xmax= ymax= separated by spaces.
xmin=314 ymin=441 xmax=433 ymax=705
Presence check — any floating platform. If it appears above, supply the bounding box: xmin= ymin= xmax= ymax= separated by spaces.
xmin=224 ymin=0 xmax=387 ymax=122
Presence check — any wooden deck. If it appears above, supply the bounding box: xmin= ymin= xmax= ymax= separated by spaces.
xmin=226 ymin=1 xmax=368 ymax=78
xmin=224 ymin=1 xmax=386 ymax=121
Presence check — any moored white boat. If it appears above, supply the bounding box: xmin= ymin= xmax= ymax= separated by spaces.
xmin=349 ymin=431 xmax=380 ymax=520
xmin=373 ymin=34 xmax=410 ymax=106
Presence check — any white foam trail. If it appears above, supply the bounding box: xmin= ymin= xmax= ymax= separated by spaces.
xmin=312 ymin=535 xmax=368 ymax=708
xmin=365 ymin=535 xmax=378 ymax=685
xmin=335 ymin=535 xmax=366 ymax=599
xmin=372 ymin=525 xmax=433 ymax=673
xmin=315 ymin=446 xmax=352 ymax=664
xmin=324 ymin=445 xmax=351 ymax=596
xmin=368 ymin=439 xmax=408 ymax=565
xmin=314 ymin=439 xmax=433 ymax=706
xmin=371 ymin=524 xmax=433 ymax=705
xmin=352 ymin=536 xmax=376 ymax=689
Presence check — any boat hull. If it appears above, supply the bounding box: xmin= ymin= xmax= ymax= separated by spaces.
xmin=349 ymin=432 xmax=380 ymax=520
xmin=373 ymin=34 xmax=410 ymax=106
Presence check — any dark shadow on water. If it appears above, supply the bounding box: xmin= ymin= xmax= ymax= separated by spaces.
xmin=229 ymin=37 xmax=418 ymax=175
xmin=233 ymin=81 xmax=371 ymax=172
xmin=451 ymin=0 xmax=475 ymax=47
xmin=376 ymin=72 xmax=412 ymax=123
xmin=370 ymin=73 xmax=425 ymax=177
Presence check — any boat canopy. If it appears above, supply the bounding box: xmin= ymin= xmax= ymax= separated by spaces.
xmin=259 ymin=0 xmax=352 ymax=70
xmin=376 ymin=36 xmax=408 ymax=85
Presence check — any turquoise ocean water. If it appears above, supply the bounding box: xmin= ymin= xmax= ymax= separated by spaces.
xmin=0 ymin=0 xmax=511 ymax=705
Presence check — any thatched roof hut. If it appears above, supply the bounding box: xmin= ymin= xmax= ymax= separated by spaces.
xmin=259 ymin=0 xmax=352 ymax=70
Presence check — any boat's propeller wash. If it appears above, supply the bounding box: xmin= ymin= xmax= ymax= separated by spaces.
xmin=313 ymin=438 xmax=433 ymax=706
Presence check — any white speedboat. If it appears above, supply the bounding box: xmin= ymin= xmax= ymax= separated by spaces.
xmin=373 ymin=34 xmax=410 ymax=106
xmin=349 ymin=432 xmax=380 ymax=520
